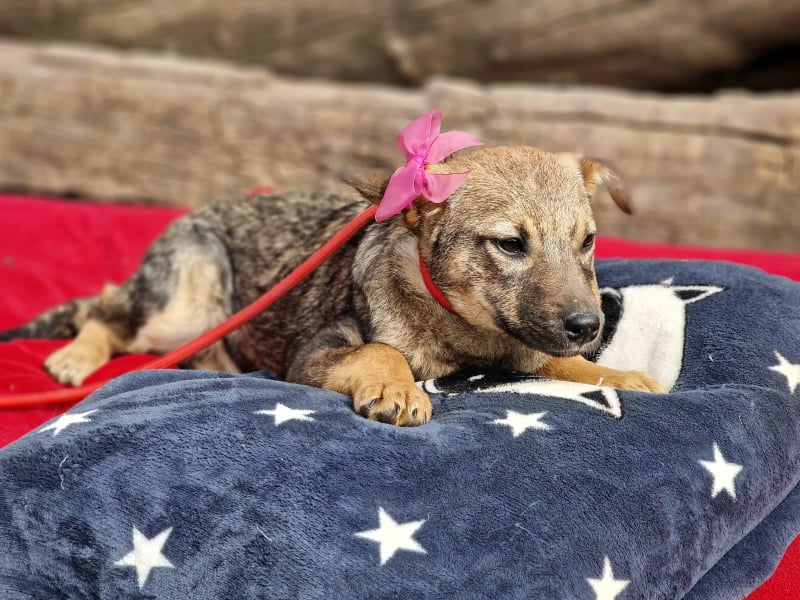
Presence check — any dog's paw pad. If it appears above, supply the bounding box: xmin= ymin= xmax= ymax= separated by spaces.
xmin=354 ymin=383 xmax=432 ymax=427
xmin=44 ymin=343 xmax=104 ymax=387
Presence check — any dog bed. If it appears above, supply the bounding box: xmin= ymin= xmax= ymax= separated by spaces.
xmin=1 ymin=194 xmax=800 ymax=598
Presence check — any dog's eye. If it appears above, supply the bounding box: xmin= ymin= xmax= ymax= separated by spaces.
xmin=582 ymin=233 xmax=596 ymax=250
xmin=495 ymin=238 xmax=526 ymax=256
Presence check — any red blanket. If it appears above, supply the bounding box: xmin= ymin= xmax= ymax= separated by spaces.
xmin=0 ymin=193 xmax=797 ymax=597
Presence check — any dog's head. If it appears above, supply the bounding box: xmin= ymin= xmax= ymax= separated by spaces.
xmin=352 ymin=146 xmax=632 ymax=358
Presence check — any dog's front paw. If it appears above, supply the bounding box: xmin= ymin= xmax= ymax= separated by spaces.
xmin=45 ymin=341 xmax=104 ymax=386
xmin=353 ymin=383 xmax=432 ymax=427
xmin=602 ymin=370 xmax=666 ymax=394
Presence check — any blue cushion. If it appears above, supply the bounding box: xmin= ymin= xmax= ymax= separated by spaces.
xmin=1 ymin=260 xmax=799 ymax=599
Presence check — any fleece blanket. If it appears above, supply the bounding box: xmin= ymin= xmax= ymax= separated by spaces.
xmin=2 ymin=255 xmax=800 ymax=598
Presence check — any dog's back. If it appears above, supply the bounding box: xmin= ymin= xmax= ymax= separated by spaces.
xmin=2 ymin=190 xmax=371 ymax=382
xmin=3 ymin=144 xmax=664 ymax=426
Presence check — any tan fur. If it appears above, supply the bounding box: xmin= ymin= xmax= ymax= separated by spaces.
xmin=26 ymin=144 xmax=666 ymax=426
xmin=43 ymin=284 xmax=130 ymax=384
xmin=348 ymin=146 xmax=664 ymax=412
xmin=322 ymin=343 xmax=432 ymax=426
xmin=75 ymin=288 xmax=102 ymax=323
xmin=540 ymin=356 xmax=664 ymax=392
xmin=46 ymin=250 xmax=237 ymax=385
xmin=45 ymin=319 xmax=125 ymax=386
xmin=578 ymin=158 xmax=631 ymax=214
xmin=189 ymin=341 xmax=241 ymax=374
xmin=127 ymin=253 xmax=228 ymax=355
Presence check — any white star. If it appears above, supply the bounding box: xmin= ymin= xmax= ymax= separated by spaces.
xmin=255 ymin=402 xmax=315 ymax=425
xmin=698 ymin=443 xmax=743 ymax=500
xmin=769 ymin=351 xmax=800 ymax=394
xmin=492 ymin=410 xmax=551 ymax=437
xmin=114 ymin=527 xmax=175 ymax=590
xmin=587 ymin=556 xmax=630 ymax=600
xmin=38 ymin=409 xmax=98 ymax=436
xmin=354 ymin=507 xmax=427 ymax=565
xmin=479 ymin=379 xmax=623 ymax=418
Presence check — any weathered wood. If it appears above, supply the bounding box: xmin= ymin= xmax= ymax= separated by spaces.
xmin=0 ymin=0 xmax=799 ymax=90
xmin=0 ymin=42 xmax=798 ymax=251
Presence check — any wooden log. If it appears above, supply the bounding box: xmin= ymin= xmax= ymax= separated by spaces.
xmin=0 ymin=42 xmax=798 ymax=251
xmin=0 ymin=0 xmax=799 ymax=90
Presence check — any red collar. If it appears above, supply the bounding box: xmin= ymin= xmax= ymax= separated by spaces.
xmin=418 ymin=249 xmax=459 ymax=315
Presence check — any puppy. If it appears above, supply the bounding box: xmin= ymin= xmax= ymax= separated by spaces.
xmin=1 ymin=146 xmax=664 ymax=425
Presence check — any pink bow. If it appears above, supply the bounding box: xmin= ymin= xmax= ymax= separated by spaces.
xmin=375 ymin=109 xmax=483 ymax=222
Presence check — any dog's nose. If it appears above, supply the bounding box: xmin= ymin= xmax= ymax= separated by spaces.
xmin=563 ymin=312 xmax=600 ymax=345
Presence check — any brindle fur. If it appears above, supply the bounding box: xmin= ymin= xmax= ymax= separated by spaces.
xmin=3 ymin=146 xmax=664 ymax=426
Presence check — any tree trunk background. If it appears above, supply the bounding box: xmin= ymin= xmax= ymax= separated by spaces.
xmin=0 ymin=42 xmax=798 ymax=251
xmin=0 ymin=0 xmax=799 ymax=91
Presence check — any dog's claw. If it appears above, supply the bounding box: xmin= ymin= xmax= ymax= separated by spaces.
xmin=352 ymin=383 xmax=432 ymax=427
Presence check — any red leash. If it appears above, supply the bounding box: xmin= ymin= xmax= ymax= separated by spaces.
xmin=0 ymin=205 xmax=377 ymax=410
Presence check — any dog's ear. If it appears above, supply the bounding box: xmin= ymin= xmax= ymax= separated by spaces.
xmin=345 ymin=174 xmax=390 ymax=205
xmin=400 ymin=197 xmax=442 ymax=230
xmin=579 ymin=158 xmax=632 ymax=214
xmin=346 ymin=174 xmax=442 ymax=231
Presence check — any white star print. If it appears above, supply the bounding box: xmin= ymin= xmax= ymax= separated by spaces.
xmin=114 ymin=527 xmax=175 ymax=590
xmin=477 ymin=379 xmax=623 ymax=418
xmin=769 ymin=351 xmax=800 ymax=394
xmin=38 ymin=409 xmax=98 ymax=436
xmin=354 ymin=507 xmax=427 ymax=565
xmin=587 ymin=556 xmax=629 ymax=600
xmin=492 ymin=410 xmax=551 ymax=437
xmin=698 ymin=443 xmax=743 ymax=500
xmin=255 ymin=403 xmax=315 ymax=425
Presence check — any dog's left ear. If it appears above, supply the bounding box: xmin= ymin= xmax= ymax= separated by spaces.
xmin=579 ymin=158 xmax=632 ymax=215
xmin=346 ymin=174 xmax=390 ymax=205
xmin=346 ymin=174 xmax=442 ymax=230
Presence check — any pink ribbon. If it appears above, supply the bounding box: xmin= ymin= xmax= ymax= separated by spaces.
xmin=375 ymin=109 xmax=483 ymax=222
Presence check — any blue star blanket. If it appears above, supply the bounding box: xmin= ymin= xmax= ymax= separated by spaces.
xmin=2 ymin=259 xmax=800 ymax=599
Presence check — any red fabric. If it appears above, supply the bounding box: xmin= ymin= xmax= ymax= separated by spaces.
xmin=0 ymin=195 xmax=187 ymax=445
xmin=0 ymin=193 xmax=798 ymax=597
xmin=596 ymin=237 xmax=800 ymax=282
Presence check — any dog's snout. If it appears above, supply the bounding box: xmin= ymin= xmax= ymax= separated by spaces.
xmin=563 ymin=312 xmax=600 ymax=345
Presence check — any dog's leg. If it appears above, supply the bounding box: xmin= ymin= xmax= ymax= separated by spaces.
xmin=44 ymin=283 xmax=128 ymax=386
xmin=540 ymin=355 xmax=666 ymax=393
xmin=322 ymin=343 xmax=432 ymax=426
xmin=45 ymin=224 xmax=236 ymax=386
xmin=44 ymin=316 xmax=126 ymax=386
xmin=182 ymin=341 xmax=241 ymax=374
xmin=0 ymin=296 xmax=98 ymax=342
xmin=287 ymin=319 xmax=431 ymax=426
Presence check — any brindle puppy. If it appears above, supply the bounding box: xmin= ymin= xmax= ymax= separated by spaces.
xmin=1 ymin=146 xmax=664 ymax=425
